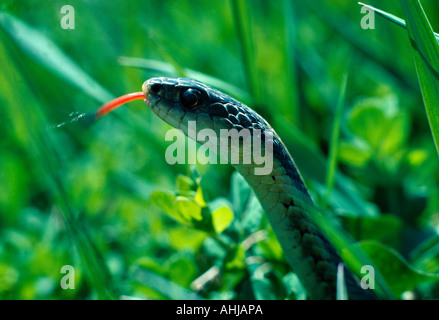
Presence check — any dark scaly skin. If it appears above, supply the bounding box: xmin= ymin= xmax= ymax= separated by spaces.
xmin=143 ymin=77 xmax=378 ymax=300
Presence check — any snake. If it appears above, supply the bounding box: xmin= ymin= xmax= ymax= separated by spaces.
xmin=141 ymin=77 xmax=378 ymax=300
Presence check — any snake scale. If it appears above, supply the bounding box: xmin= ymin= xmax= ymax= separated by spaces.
xmin=142 ymin=77 xmax=378 ymax=300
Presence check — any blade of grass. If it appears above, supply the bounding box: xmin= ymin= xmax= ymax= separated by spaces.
xmin=324 ymin=73 xmax=348 ymax=208
xmin=230 ymin=0 xmax=261 ymax=102
xmin=336 ymin=264 xmax=348 ymax=300
xmin=359 ymin=3 xmax=407 ymax=30
xmin=399 ymin=0 xmax=439 ymax=157
xmin=358 ymin=2 xmax=439 ymax=43
xmin=282 ymin=0 xmax=299 ymax=123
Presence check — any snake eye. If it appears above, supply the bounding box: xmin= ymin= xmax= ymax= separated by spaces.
xmin=150 ymin=83 xmax=161 ymax=94
xmin=181 ymin=88 xmax=203 ymax=109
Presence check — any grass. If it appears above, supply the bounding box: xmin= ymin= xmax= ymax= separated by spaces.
xmin=399 ymin=0 xmax=439 ymax=157
xmin=324 ymin=72 xmax=349 ymax=208
xmin=0 ymin=0 xmax=439 ymax=300
xmin=359 ymin=1 xmax=439 ymax=157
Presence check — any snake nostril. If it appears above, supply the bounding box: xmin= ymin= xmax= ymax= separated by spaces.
xmin=150 ymin=83 xmax=161 ymax=94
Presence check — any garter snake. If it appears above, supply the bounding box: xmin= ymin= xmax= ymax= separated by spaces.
xmin=142 ymin=77 xmax=378 ymax=300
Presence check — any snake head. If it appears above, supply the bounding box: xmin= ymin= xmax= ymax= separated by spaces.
xmin=143 ymin=77 xmax=275 ymax=173
xmin=142 ymin=77 xmax=269 ymax=134
xmin=142 ymin=77 xmax=210 ymax=131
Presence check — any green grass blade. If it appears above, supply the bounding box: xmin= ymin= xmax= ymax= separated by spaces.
xmin=282 ymin=0 xmax=299 ymax=123
xmin=358 ymin=3 xmax=407 ymax=30
xmin=358 ymin=2 xmax=439 ymax=42
xmin=324 ymin=73 xmax=348 ymax=208
xmin=230 ymin=0 xmax=260 ymax=102
xmin=336 ymin=264 xmax=348 ymax=300
xmin=399 ymin=0 xmax=439 ymax=157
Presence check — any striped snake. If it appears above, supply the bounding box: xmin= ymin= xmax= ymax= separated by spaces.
xmin=142 ymin=77 xmax=378 ymax=300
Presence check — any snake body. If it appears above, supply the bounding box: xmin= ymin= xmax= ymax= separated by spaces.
xmin=143 ymin=77 xmax=377 ymax=300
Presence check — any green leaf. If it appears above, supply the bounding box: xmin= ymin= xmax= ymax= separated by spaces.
xmin=357 ymin=240 xmax=439 ymax=298
xmin=224 ymin=244 xmax=246 ymax=270
xmin=166 ymin=253 xmax=198 ymax=287
xmin=174 ymin=196 xmax=203 ymax=221
xmin=399 ymin=0 xmax=439 ymax=157
xmin=176 ymin=173 xmax=207 ymax=207
xmin=351 ymin=97 xmax=406 ymax=150
xmin=150 ymin=190 xmax=181 ymax=222
xmin=176 ymin=174 xmax=195 ymax=193
xmin=339 ymin=140 xmax=372 ymax=167
xmin=348 ymin=102 xmax=386 ymax=148
xmin=150 ymin=190 xmax=205 ymax=226
xmin=211 ymin=205 xmax=234 ymax=234
xmin=346 ymin=96 xmax=409 ymax=161
xmin=168 ymin=227 xmax=207 ymax=251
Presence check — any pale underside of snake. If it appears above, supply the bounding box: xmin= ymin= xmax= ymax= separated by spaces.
xmin=142 ymin=77 xmax=378 ymax=300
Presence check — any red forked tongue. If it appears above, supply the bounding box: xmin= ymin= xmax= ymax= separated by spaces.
xmin=95 ymin=92 xmax=145 ymax=119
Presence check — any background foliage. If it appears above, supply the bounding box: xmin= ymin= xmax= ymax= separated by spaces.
xmin=1 ymin=0 xmax=439 ymax=299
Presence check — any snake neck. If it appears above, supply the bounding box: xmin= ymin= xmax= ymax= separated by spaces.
xmin=233 ymin=133 xmax=375 ymax=300
xmin=234 ymin=132 xmax=314 ymax=213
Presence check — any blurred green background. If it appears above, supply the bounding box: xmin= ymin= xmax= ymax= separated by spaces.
xmin=1 ymin=0 xmax=439 ymax=300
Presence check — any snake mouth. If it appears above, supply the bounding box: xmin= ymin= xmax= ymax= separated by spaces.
xmin=142 ymin=80 xmax=155 ymax=110
xmin=142 ymin=78 xmax=190 ymax=130
xmin=142 ymin=80 xmax=166 ymax=120
xmin=143 ymin=92 xmax=155 ymax=110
